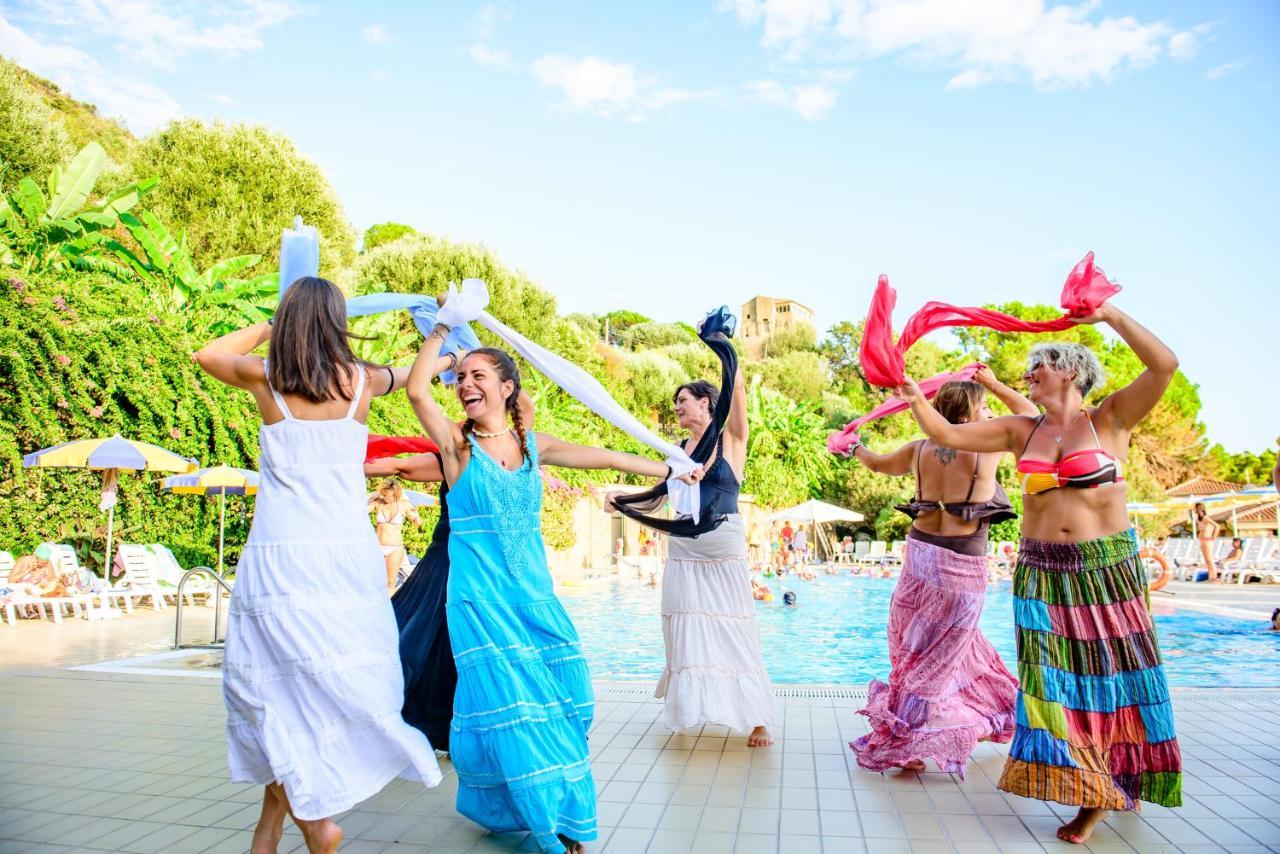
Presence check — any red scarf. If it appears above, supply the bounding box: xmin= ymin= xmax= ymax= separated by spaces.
xmin=366 ymin=434 xmax=438 ymax=463
xmin=827 ymin=363 xmax=983 ymax=456
xmin=859 ymin=252 xmax=1120 ymax=388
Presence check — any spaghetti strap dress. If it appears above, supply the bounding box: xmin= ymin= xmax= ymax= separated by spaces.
xmin=223 ymin=367 xmax=442 ymax=820
xmin=446 ymin=432 xmax=597 ymax=852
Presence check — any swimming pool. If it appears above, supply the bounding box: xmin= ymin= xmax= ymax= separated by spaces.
xmin=558 ymin=572 xmax=1280 ymax=688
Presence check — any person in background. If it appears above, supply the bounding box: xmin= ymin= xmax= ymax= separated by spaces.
xmin=793 ymin=526 xmax=809 ymax=565
xmin=369 ymin=477 xmax=421 ymax=593
xmin=748 ymin=522 xmax=763 ymax=568
xmin=782 ymin=590 xmax=797 ymax=607
xmin=1194 ymin=502 xmax=1220 ymax=582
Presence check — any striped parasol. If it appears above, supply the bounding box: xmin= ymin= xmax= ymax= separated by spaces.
xmin=163 ymin=466 xmax=259 ymax=577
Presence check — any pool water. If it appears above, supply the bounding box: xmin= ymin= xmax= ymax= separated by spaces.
xmin=558 ymin=572 xmax=1280 ymax=688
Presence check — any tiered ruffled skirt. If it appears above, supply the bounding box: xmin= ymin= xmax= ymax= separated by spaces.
xmin=224 ymin=540 xmax=442 ymax=820
xmin=448 ymin=596 xmax=597 ymax=853
xmin=998 ymin=530 xmax=1181 ymax=809
xmin=656 ymin=516 xmax=776 ymax=733
xmin=851 ymin=535 xmax=1017 ymax=776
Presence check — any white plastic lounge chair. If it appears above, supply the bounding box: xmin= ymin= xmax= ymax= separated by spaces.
xmin=0 ymin=549 xmax=85 ymax=624
xmin=47 ymin=543 xmax=133 ymax=614
xmin=146 ymin=544 xmax=216 ymax=606
xmin=858 ymin=541 xmax=889 ymax=566
xmin=113 ymin=544 xmax=167 ymax=611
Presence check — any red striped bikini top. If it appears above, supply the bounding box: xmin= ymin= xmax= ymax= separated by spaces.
xmin=1017 ymin=411 xmax=1123 ymax=495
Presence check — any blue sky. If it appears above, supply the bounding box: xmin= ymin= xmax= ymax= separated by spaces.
xmin=2 ymin=1 xmax=1277 ymax=452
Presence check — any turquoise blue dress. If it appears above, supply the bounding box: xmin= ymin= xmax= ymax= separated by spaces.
xmin=446 ymin=432 xmax=597 ymax=852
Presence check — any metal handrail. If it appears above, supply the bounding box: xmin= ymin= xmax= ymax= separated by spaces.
xmin=173 ymin=566 xmax=234 ymax=649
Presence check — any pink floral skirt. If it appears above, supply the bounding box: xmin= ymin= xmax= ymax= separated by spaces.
xmin=850 ymin=534 xmax=1017 ymax=777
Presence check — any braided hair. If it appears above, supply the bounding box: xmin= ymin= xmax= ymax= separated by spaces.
xmin=459 ymin=347 xmax=528 ymax=464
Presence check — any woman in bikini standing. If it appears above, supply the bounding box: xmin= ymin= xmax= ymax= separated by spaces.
xmin=897 ymin=302 xmax=1182 ymax=845
xmin=369 ymin=479 xmax=421 ymax=593
xmin=1193 ymin=502 xmax=1220 ymax=582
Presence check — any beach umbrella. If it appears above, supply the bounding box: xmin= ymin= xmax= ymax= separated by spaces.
xmin=23 ymin=434 xmax=197 ymax=615
xmin=162 ymin=466 xmax=259 ymax=577
xmin=404 ymin=490 xmax=437 ymax=508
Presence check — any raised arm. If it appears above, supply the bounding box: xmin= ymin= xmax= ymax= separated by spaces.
xmin=725 ymin=360 xmax=748 ymax=443
xmin=899 ymin=378 xmax=1024 ymax=454
xmin=406 ymin=323 xmax=465 ymax=468
xmin=849 ymin=440 xmax=918 ymax=476
xmin=1087 ymin=304 xmax=1179 ymax=432
xmin=193 ymin=322 xmax=271 ymax=390
xmin=537 ymin=433 xmax=698 ymax=481
xmin=974 ymin=365 xmax=1038 ymax=417
xmin=364 ymin=454 xmax=445 ymax=483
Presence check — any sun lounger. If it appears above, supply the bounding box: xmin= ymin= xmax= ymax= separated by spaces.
xmin=47 ymin=544 xmax=133 ymax=614
xmin=0 ymin=550 xmax=86 ymax=624
xmin=113 ymin=544 xmax=168 ymax=610
xmin=146 ymin=544 xmax=217 ymax=606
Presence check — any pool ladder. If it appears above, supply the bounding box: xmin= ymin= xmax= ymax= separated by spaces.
xmin=173 ymin=567 xmax=234 ymax=650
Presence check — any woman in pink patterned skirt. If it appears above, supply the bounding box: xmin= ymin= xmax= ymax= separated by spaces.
xmin=844 ymin=367 xmax=1035 ymax=775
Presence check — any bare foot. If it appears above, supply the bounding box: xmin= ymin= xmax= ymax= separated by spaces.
xmin=250 ymin=785 xmax=287 ymax=854
xmin=747 ymin=725 xmax=774 ymax=747
xmin=294 ymin=817 xmax=343 ymax=854
xmin=1056 ymin=807 xmax=1106 ymax=845
xmin=558 ymin=833 xmax=585 ymax=853
xmin=899 ymin=759 xmax=926 ymax=772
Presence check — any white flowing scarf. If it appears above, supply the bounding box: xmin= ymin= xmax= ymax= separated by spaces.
xmin=437 ymin=279 xmax=702 ymax=521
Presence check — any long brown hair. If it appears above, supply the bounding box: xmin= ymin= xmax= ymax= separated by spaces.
xmin=932 ymin=381 xmax=986 ymax=426
xmin=268 ymin=276 xmax=373 ymax=403
xmin=460 ymin=348 xmax=528 ymax=464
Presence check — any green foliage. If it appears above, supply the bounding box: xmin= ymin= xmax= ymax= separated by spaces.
xmin=67 ymin=207 xmax=276 ymax=336
xmin=744 ymin=383 xmax=833 ymax=508
xmin=127 ymin=120 xmax=356 ymax=272
xmin=753 ymin=351 xmax=828 ymax=402
xmin=1209 ymin=445 xmax=1278 ymax=486
xmin=0 ymin=270 xmax=262 ymax=569
xmin=565 ymin=312 xmax=602 ymax=339
xmin=1 ymin=142 xmax=156 ymax=273
xmin=760 ymin=321 xmax=817 ymax=357
xmin=616 ymin=321 xmax=695 ymax=350
xmin=5 ymin=60 xmax=134 ymax=170
xmin=603 ymin=309 xmax=651 ymax=338
xmin=0 ymin=57 xmax=74 ymax=190
xmin=363 ymin=222 xmax=416 ymax=251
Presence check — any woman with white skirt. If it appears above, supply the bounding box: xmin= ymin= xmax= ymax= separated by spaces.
xmin=195 ymin=277 xmax=443 ymax=853
xmin=609 ymin=307 xmax=776 ymax=747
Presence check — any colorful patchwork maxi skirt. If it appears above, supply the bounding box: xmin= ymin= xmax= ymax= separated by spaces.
xmin=851 ymin=535 xmax=1017 ymax=777
xmin=998 ymin=530 xmax=1181 ymax=809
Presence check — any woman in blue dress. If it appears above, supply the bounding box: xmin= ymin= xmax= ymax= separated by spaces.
xmin=406 ymin=322 xmax=701 ymax=853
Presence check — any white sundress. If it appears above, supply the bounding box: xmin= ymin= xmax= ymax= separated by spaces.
xmin=223 ymin=367 xmax=442 ymax=819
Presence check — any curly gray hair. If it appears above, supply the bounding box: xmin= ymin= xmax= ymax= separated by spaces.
xmin=1027 ymin=343 xmax=1104 ymax=396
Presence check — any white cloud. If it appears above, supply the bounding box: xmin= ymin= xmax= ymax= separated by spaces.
xmin=0 ymin=11 xmax=181 ymax=132
xmin=747 ymin=78 xmax=837 ymax=119
xmin=1205 ymin=60 xmax=1245 ymax=80
xmin=723 ymin=0 xmax=1207 ymax=90
xmin=532 ymin=54 xmax=715 ymax=118
xmin=477 ymin=4 xmax=510 ymax=39
xmin=212 ymin=93 xmax=236 ymax=106
xmin=469 ymin=44 xmax=512 ymax=68
xmin=362 ymin=24 xmax=389 ymax=44
xmin=27 ymin=0 xmax=297 ymax=69
xmin=371 ymin=68 xmax=391 ymax=80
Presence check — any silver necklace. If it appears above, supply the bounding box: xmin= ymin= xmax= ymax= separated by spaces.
xmin=473 ymin=426 xmax=512 ymax=439
xmin=1052 ymin=410 xmax=1086 ymax=444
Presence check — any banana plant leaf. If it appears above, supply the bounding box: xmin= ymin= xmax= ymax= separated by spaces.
xmin=44 ymin=142 xmax=106 ymax=222
xmin=203 ymin=254 xmax=262 ymax=287
xmin=93 ymin=177 xmax=158 ymax=219
xmin=13 ymin=178 xmax=45 ymax=223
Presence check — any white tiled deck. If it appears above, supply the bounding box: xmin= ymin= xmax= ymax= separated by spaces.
xmin=1 ymin=667 xmax=1278 ymax=853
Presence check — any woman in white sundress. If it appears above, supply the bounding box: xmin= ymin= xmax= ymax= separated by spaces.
xmin=194 ymin=277 xmax=446 ymax=854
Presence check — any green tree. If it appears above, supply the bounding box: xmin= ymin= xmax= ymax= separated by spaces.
xmin=744 ymin=383 xmax=834 ymax=508
xmin=617 ymin=321 xmax=695 ymax=350
xmin=363 ymin=222 xmax=416 ymax=251
xmin=127 ymin=120 xmax=356 ymax=272
xmin=761 ymin=321 xmax=817 ymax=358
xmin=0 ymin=57 xmax=74 ymax=190
xmin=754 ymin=351 xmax=828 ymax=402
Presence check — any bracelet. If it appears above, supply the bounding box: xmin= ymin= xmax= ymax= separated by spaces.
xmin=445 ymin=351 xmax=460 ymax=372
xmin=664 ymin=464 xmax=673 ymax=480
xmin=266 ymin=315 xmax=275 ymax=326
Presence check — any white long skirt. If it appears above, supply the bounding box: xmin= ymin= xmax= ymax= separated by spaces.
xmin=655 ymin=515 xmax=776 ymax=733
